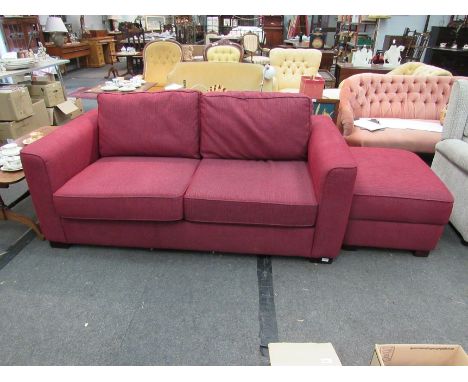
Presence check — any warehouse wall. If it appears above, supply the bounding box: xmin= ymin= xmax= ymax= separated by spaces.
xmin=374 ymin=15 xmax=451 ymax=50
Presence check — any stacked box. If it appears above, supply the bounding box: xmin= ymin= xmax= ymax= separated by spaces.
xmin=0 ymin=86 xmax=34 ymax=121
xmin=0 ymin=98 xmax=50 ymax=140
xmin=28 ymin=80 xmax=65 ymax=107
xmin=47 ymin=97 xmax=84 ymax=126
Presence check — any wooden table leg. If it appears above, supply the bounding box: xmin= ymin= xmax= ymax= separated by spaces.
xmin=0 ymin=195 xmax=44 ymax=240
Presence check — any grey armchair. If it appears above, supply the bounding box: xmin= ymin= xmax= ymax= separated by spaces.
xmin=431 ymin=79 xmax=468 ymax=244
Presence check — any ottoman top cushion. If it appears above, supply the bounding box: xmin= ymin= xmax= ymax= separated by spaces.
xmin=349 ymin=147 xmax=453 ymax=225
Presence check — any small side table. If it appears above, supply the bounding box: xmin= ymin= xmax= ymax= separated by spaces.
xmin=1 ymin=126 xmax=57 ymax=240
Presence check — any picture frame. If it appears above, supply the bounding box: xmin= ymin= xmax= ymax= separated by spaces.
xmin=145 ymin=15 xmax=165 ymax=31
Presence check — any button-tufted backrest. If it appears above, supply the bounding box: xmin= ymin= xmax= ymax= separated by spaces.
xmin=143 ymin=40 xmax=183 ymax=85
xmin=204 ymin=41 xmax=243 ymax=62
xmin=242 ymin=33 xmax=260 ymax=54
xmin=389 ymin=62 xmax=452 ymax=76
xmin=269 ymin=48 xmax=322 ymax=91
xmin=340 ymin=74 xmax=456 ymax=125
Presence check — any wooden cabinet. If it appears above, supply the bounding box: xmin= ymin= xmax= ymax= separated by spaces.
xmin=262 ymin=16 xmax=284 ymax=48
xmin=81 ymin=37 xmax=117 ymax=68
xmin=0 ymin=16 xmax=45 ymax=52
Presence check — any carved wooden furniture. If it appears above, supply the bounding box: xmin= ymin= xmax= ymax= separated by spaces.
xmin=0 ymin=16 xmax=45 ymax=52
xmin=46 ymin=42 xmax=90 ymax=72
xmin=262 ymin=16 xmax=284 ymax=48
xmin=81 ymin=37 xmax=117 ymax=68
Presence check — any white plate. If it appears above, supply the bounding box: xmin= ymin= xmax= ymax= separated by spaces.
xmin=1 ymin=147 xmax=21 ymax=156
xmin=101 ymin=85 xmax=119 ymax=91
xmin=1 ymin=165 xmax=23 ymax=172
xmin=22 ymin=137 xmax=40 ymax=145
xmin=118 ymin=87 xmax=136 ymax=92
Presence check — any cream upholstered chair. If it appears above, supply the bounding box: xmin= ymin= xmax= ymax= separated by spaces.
xmin=431 ymin=79 xmax=468 ymax=244
xmin=142 ymin=40 xmax=183 ymax=85
xmin=389 ymin=62 xmax=452 ymax=76
xmin=204 ymin=39 xmax=243 ymax=63
xmin=269 ymin=48 xmax=322 ymax=92
xmin=241 ymin=32 xmax=270 ymax=65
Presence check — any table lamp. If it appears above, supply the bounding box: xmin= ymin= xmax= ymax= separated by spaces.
xmin=261 ymin=64 xmax=276 ymax=92
xmin=108 ymin=15 xmax=122 ymax=32
xmin=44 ymin=16 xmax=68 ymax=47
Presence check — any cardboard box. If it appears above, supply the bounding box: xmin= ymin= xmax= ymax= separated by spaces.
xmin=268 ymin=343 xmax=342 ymax=366
xmin=28 ymin=81 xmax=65 ymax=107
xmin=0 ymin=98 xmax=51 ymax=140
xmin=0 ymin=86 xmax=33 ymax=121
xmin=29 ymin=99 xmax=50 ymax=130
xmin=52 ymin=98 xmax=84 ymax=126
xmin=371 ymin=344 xmax=468 ymax=366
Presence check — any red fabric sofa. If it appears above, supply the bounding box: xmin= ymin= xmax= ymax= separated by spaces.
xmin=21 ymin=90 xmax=357 ymax=262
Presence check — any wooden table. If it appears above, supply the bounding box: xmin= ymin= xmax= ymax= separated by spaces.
xmin=85 ymin=82 xmax=156 ymax=94
xmin=1 ymin=126 xmax=57 ymax=240
xmin=107 ymin=51 xmax=143 ymax=78
xmin=334 ymin=62 xmax=397 ymax=87
xmin=46 ymin=42 xmax=90 ymax=73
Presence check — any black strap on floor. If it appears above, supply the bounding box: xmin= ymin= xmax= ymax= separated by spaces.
xmin=257 ymin=255 xmax=279 ymax=359
xmin=0 ymin=230 xmax=35 ymax=271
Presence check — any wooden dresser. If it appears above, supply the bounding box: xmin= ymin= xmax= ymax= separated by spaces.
xmin=81 ymin=37 xmax=117 ymax=68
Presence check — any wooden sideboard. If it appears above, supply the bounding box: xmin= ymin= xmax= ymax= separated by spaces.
xmin=46 ymin=42 xmax=90 ymax=72
xmin=81 ymin=37 xmax=117 ymax=68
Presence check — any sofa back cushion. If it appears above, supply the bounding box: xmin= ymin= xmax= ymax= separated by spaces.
xmin=340 ymin=74 xmax=456 ymax=121
xmin=200 ymin=92 xmax=311 ymax=160
xmin=98 ymin=90 xmax=200 ymax=158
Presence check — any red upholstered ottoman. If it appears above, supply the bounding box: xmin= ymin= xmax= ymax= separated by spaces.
xmin=343 ymin=147 xmax=454 ymax=257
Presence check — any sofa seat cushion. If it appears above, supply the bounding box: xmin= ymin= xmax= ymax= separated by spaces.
xmin=349 ymin=147 xmax=453 ymax=225
xmin=184 ymin=159 xmax=317 ymax=227
xmin=54 ymin=157 xmax=199 ymax=221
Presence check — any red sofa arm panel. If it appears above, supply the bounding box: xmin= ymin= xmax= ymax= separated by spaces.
xmin=20 ymin=109 xmax=99 ymax=242
xmin=308 ymin=115 xmax=357 ymax=259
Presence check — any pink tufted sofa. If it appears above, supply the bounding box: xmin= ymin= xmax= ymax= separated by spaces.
xmin=20 ymin=91 xmax=358 ymax=263
xmin=338 ymin=74 xmax=457 ymax=153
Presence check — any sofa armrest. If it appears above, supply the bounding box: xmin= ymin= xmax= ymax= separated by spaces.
xmin=337 ymin=102 xmax=355 ymax=136
xmin=435 ymin=139 xmax=468 ymax=172
xmin=308 ymin=115 xmax=357 ymax=259
xmin=20 ymin=109 xmax=99 ymax=242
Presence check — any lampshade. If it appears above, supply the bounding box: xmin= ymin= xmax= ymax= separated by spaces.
xmin=44 ymin=16 xmax=68 ymax=33
xmin=108 ymin=15 xmax=122 ymax=20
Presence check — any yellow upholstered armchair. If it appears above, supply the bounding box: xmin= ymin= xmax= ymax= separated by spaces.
xmin=388 ymin=62 xmax=452 ymax=76
xmin=142 ymin=40 xmax=183 ymax=85
xmin=204 ymin=39 xmax=244 ymax=63
xmin=269 ymin=48 xmax=322 ymax=92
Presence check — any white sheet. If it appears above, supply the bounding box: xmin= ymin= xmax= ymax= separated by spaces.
xmin=355 ymin=118 xmax=443 ymax=133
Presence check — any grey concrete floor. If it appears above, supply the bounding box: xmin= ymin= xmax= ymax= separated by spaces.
xmin=0 ymin=65 xmax=466 ymax=365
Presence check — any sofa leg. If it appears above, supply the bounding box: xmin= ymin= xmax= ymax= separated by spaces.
xmin=341 ymin=245 xmax=358 ymax=251
xmin=310 ymin=257 xmax=334 ymax=264
xmin=413 ymin=250 xmax=430 ymax=257
xmin=50 ymin=241 xmax=71 ymax=249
